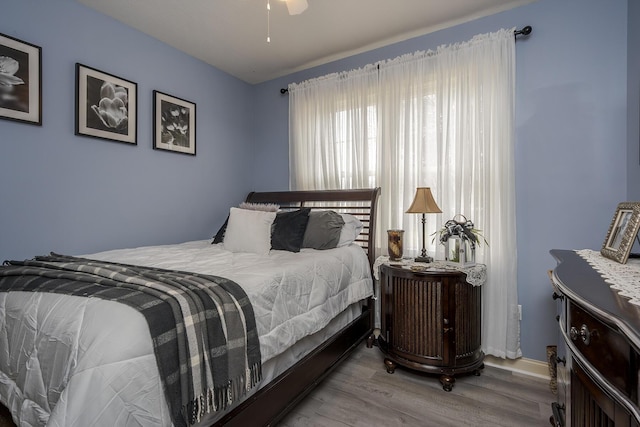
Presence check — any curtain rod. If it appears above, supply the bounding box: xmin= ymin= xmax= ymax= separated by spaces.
xmin=280 ymin=25 xmax=532 ymax=94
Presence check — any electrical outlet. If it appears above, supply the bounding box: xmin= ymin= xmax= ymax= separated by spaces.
xmin=518 ymin=304 xmax=522 ymax=321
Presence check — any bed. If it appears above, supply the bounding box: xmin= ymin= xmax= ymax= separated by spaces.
xmin=0 ymin=188 xmax=380 ymax=427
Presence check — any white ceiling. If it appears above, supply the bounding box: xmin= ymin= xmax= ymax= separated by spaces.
xmin=75 ymin=0 xmax=535 ymax=84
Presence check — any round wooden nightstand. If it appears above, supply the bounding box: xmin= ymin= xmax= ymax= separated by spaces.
xmin=377 ymin=263 xmax=485 ymax=391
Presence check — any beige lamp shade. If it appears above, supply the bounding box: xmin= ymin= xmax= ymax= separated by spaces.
xmin=406 ymin=187 xmax=442 ymax=214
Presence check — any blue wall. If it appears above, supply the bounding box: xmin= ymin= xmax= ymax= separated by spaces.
xmin=252 ymin=0 xmax=631 ymax=361
xmin=0 ymin=0 xmax=254 ymax=261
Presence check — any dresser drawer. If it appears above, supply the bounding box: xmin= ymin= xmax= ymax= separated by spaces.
xmin=569 ymin=301 xmax=632 ymax=398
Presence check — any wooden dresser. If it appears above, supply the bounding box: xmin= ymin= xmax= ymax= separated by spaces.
xmin=550 ymin=249 xmax=640 ymax=426
xmin=377 ymin=264 xmax=484 ymax=391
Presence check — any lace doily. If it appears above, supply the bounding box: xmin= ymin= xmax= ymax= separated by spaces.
xmin=576 ymin=249 xmax=640 ymax=306
xmin=373 ymin=256 xmax=486 ymax=286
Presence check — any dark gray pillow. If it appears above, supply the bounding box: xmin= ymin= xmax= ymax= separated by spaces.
xmin=272 ymin=208 xmax=311 ymax=252
xmin=212 ymin=215 xmax=229 ymax=244
xmin=302 ymin=211 xmax=345 ymax=250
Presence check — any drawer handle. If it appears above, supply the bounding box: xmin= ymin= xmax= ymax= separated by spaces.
xmin=580 ymin=324 xmax=591 ymax=345
xmin=570 ymin=326 xmax=578 ymax=341
xmin=569 ymin=324 xmax=596 ymax=345
xmin=571 ymin=324 xmax=595 ymax=345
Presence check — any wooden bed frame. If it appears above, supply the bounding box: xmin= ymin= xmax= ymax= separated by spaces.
xmin=215 ymin=187 xmax=381 ymax=426
xmin=0 ymin=188 xmax=381 ymax=427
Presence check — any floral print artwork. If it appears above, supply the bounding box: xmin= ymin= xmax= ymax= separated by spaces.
xmin=153 ymin=90 xmax=194 ymax=154
xmin=90 ymin=81 xmax=128 ymax=131
xmin=85 ymin=75 xmax=129 ymax=135
xmin=0 ymin=34 xmax=41 ymax=124
xmin=0 ymin=56 xmax=24 ymax=87
xmin=0 ymin=54 xmax=28 ymax=113
xmin=160 ymin=102 xmax=190 ymax=147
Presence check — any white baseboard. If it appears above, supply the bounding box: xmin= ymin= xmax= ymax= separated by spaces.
xmin=484 ymin=355 xmax=550 ymax=380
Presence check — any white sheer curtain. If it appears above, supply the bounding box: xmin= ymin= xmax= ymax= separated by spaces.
xmin=289 ymin=65 xmax=379 ymax=190
xmin=289 ymin=28 xmax=521 ymax=359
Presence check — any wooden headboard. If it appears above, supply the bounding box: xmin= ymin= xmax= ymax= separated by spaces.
xmin=245 ymin=188 xmax=381 ymax=269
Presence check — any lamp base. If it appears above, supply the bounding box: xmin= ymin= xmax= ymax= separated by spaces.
xmin=414 ymin=256 xmax=433 ymax=263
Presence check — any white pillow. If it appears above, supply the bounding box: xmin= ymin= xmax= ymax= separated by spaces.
xmin=337 ymin=213 xmax=363 ymax=247
xmin=223 ymin=207 xmax=276 ymax=255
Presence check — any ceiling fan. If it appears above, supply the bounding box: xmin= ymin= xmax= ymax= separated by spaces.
xmin=282 ymin=0 xmax=308 ymax=15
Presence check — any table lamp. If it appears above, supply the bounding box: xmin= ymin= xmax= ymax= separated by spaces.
xmin=406 ymin=187 xmax=442 ymax=263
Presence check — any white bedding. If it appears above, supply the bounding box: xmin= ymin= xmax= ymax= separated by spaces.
xmin=0 ymin=240 xmax=373 ymax=426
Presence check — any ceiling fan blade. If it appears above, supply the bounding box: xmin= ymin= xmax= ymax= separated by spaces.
xmin=284 ymin=0 xmax=308 ymax=15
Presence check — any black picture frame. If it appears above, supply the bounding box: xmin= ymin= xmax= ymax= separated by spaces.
xmin=0 ymin=32 xmax=42 ymax=126
xmin=601 ymin=202 xmax=640 ymax=264
xmin=75 ymin=63 xmax=137 ymax=145
xmin=153 ymin=90 xmax=196 ymax=155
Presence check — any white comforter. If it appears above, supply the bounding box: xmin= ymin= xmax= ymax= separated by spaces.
xmin=0 ymin=241 xmax=373 ymax=426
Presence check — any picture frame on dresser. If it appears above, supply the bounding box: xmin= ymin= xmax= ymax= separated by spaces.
xmin=0 ymin=32 xmax=42 ymax=126
xmin=601 ymin=201 xmax=640 ymax=264
xmin=75 ymin=63 xmax=137 ymax=145
xmin=153 ymin=90 xmax=196 ymax=156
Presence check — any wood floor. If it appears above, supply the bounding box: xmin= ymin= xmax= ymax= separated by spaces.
xmin=277 ymin=342 xmax=555 ymax=427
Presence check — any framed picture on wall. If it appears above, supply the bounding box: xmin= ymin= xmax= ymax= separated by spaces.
xmin=601 ymin=202 xmax=640 ymax=264
xmin=153 ymin=90 xmax=196 ymax=156
xmin=0 ymin=32 xmax=42 ymax=126
xmin=75 ymin=63 xmax=137 ymax=145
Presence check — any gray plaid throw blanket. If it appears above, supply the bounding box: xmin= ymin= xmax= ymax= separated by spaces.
xmin=0 ymin=254 xmax=261 ymax=427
